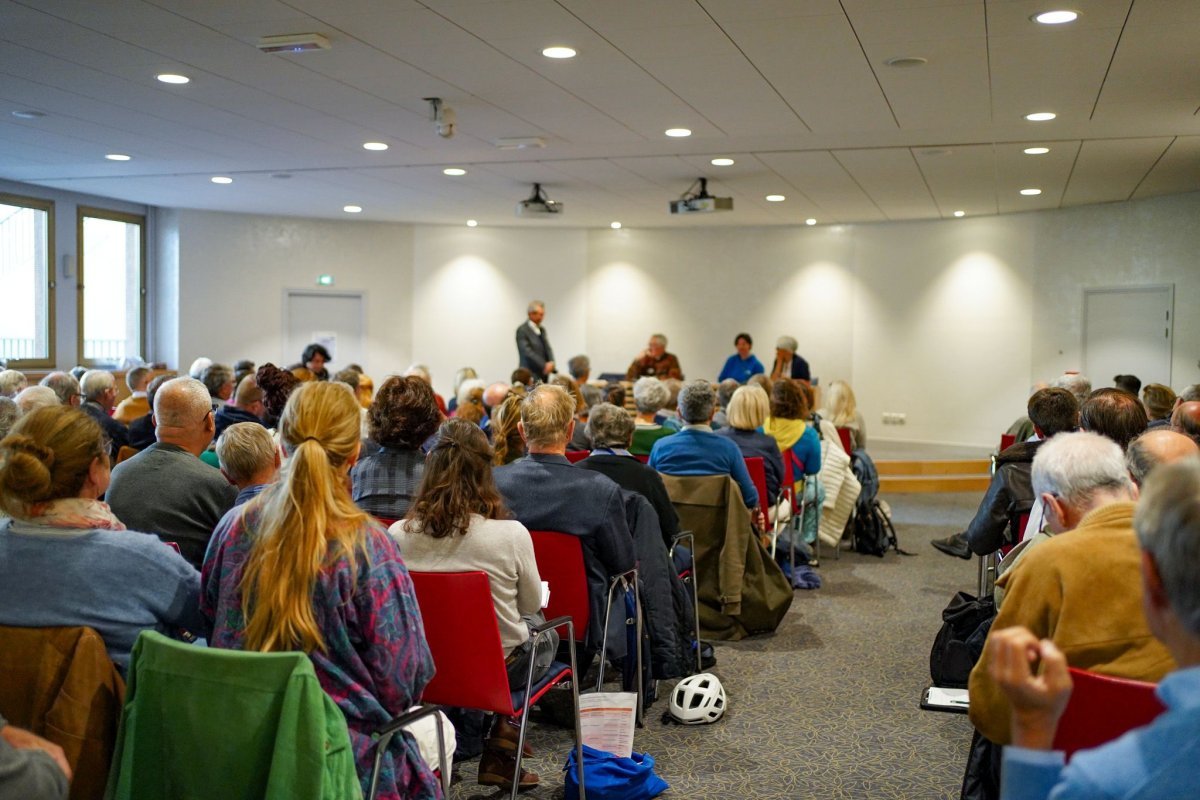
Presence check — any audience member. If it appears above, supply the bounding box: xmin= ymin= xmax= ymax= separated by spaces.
xmin=482 ymin=381 xmax=511 ymax=415
xmin=352 ymin=376 xmax=441 ymax=520
xmin=355 ymin=371 xmax=374 ymax=409
xmin=290 ymin=343 xmax=331 ymax=381
xmin=0 ymin=397 xmax=17 ymax=441
xmin=764 ymin=379 xmax=821 ymax=490
xmin=1125 ymin=429 xmax=1199 ymax=489
xmin=932 ymin=387 xmax=1078 ymax=559
xmin=712 ymin=378 xmax=739 ymax=430
xmin=510 ymin=367 xmax=534 ymax=389
xmin=718 ymin=333 xmax=764 ymax=384
xmin=448 ymin=367 xmax=477 ymax=413
xmin=106 ymin=377 xmax=238 ymax=567
xmin=551 ymin=374 xmax=589 ymax=452
xmin=454 ymin=378 xmax=486 ymax=419
xmin=39 ymin=372 xmax=81 ymax=407
xmin=658 ymin=378 xmax=684 ymax=430
xmin=202 ymin=381 xmax=438 ymax=800
xmin=1113 ymin=373 xmax=1141 ymax=395
xmin=492 ymin=384 xmax=635 ymax=660
xmin=79 ymin=369 xmax=129 ymax=460
xmin=232 ymin=359 xmax=256 ymax=388
xmin=1174 ymin=383 xmax=1200 ymax=409
xmin=1172 ymin=401 xmax=1200 ymax=446
xmin=0 ymin=406 xmax=205 ymax=670
xmin=396 ymin=418 xmax=550 ymax=790
xmin=626 ymin=333 xmax=683 ymax=381
xmin=1052 ymin=372 xmax=1091 ymax=405
xmin=988 ymin=460 xmax=1200 ymax=800
xmin=650 ymin=379 xmax=759 ymax=509
xmin=568 ymin=354 xmax=590 ymax=384
xmin=404 ymin=363 xmax=448 ymax=417
xmin=490 ymin=392 xmax=525 ymax=466
xmin=14 ymin=386 xmax=58 ymax=417
xmin=214 ymin=375 xmax=267 ymax=438
xmin=516 ymin=300 xmax=555 ymax=379
xmin=127 ymin=373 xmax=174 ymax=450
xmin=968 ymin=431 xmax=1174 ymax=744
xmin=578 ymin=402 xmax=681 ymax=548
xmin=215 ymin=422 xmax=280 ymax=507
xmin=0 ymin=712 xmax=70 ymax=799
xmin=1081 ymin=387 xmax=1149 ymax=450
xmin=606 ymin=383 xmax=626 ymax=409
xmin=770 ymin=335 xmax=810 ymax=382
xmin=716 ymin=386 xmax=786 ymax=511
xmin=631 ymin=377 xmax=674 ymax=457
xmin=818 ymin=379 xmax=868 ymax=451
xmin=68 ymin=366 xmax=87 ymax=383
xmin=0 ymin=369 xmax=28 ymax=398
xmin=1142 ymin=383 xmax=1176 ymax=429
xmin=187 ymin=357 xmax=212 ymax=380
xmin=255 ymin=363 xmax=301 ymax=429
xmin=113 ymin=366 xmax=152 ymax=424
xmin=200 ymin=363 xmax=234 ymax=410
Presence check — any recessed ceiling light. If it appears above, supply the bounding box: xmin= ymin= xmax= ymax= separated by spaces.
xmin=542 ymin=46 xmax=577 ymax=59
xmin=805 ymin=218 xmax=817 ymax=226
xmin=710 ymin=157 xmax=735 ymax=166
xmin=884 ymin=56 xmax=928 ymax=68
xmin=105 ymin=154 xmax=131 ymax=161
xmin=610 ymin=221 xmax=622 ymax=229
xmin=665 ymin=128 xmax=691 ymax=137
xmin=953 ymin=210 xmax=965 ymax=217
xmin=1033 ymin=10 xmax=1079 ymax=24
xmin=466 ymin=219 xmax=478 ymax=227
xmin=1020 ymin=188 xmax=1042 ymax=196
xmin=11 ymin=110 xmax=45 ymax=119
xmin=343 ymin=205 xmax=362 ymax=213
xmin=443 ymin=167 xmax=466 ymax=176
xmin=211 ymin=176 xmax=233 ymax=184
xmin=1024 ymin=112 xmax=1056 ymax=121
xmin=766 ymin=194 xmax=786 ymax=202
xmin=1024 ymin=146 xmax=1051 ymax=155
xmin=156 ymin=73 xmax=190 ymax=84
xmin=363 ymin=141 xmax=388 ymax=151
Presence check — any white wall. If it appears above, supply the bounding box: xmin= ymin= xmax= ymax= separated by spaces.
xmin=173 ymin=210 xmax=413 ymax=376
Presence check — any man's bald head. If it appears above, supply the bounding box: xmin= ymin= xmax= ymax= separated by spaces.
xmin=1172 ymin=400 xmax=1200 ymax=445
xmin=1126 ymin=429 xmax=1200 ymax=488
xmin=483 ymin=382 xmax=511 ymax=410
xmin=153 ymin=377 xmax=216 ymax=454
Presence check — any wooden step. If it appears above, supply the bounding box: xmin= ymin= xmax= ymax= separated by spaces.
xmin=876 ymin=459 xmax=991 ymax=476
xmin=880 ymin=474 xmax=991 ymax=494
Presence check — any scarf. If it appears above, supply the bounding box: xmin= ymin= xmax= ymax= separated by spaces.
xmin=764 ymin=416 xmax=807 ymax=452
xmin=23 ymin=498 xmax=127 ymax=531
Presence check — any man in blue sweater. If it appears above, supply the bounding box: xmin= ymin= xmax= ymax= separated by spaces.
xmin=649 ymin=379 xmax=758 ymax=510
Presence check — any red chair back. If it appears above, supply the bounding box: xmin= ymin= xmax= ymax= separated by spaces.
xmin=408 ymin=571 xmax=517 ymax=715
xmin=999 ymin=434 xmax=1017 ymax=452
xmin=835 ymin=427 xmax=853 ymax=455
xmin=1053 ymin=667 xmax=1164 ymax=759
xmin=565 ymin=450 xmax=589 ymax=463
xmin=529 ymin=531 xmax=590 ymax=643
xmin=634 ymin=454 xmax=649 ymax=464
xmin=744 ymin=456 xmax=771 ymax=522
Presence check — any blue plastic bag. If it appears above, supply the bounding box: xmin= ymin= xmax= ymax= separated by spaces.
xmin=563 ymin=744 xmax=669 ymax=800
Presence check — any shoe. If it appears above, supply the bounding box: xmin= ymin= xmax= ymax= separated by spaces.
xmin=931 ymin=532 xmax=972 ymax=559
xmin=486 ymin=715 xmax=534 ymax=757
xmin=477 ymin=749 xmax=539 ymax=791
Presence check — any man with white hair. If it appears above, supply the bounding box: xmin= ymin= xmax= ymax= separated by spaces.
xmin=987 ymin=459 xmax=1200 ymax=799
xmin=80 ymin=369 xmax=129 ymax=460
xmin=770 ymin=335 xmax=810 ymax=382
xmin=625 ymin=333 xmax=682 ymax=381
xmin=13 ymin=386 xmax=59 ymax=416
xmin=38 ymin=372 xmax=81 ymax=407
xmin=106 ymin=377 xmax=238 ymax=567
xmin=0 ymin=369 xmax=27 ymax=398
xmin=1052 ymin=372 xmax=1091 ymax=405
xmin=515 ymin=300 xmax=555 ymax=378
xmin=967 ymin=431 xmax=1175 ymax=746
xmin=630 ymin=377 xmax=674 ymax=456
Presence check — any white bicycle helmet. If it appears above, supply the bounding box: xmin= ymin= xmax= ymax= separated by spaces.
xmin=669 ymin=673 xmax=727 ymax=725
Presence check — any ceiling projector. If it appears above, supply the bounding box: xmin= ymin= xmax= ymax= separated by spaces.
xmin=670 ymin=177 xmax=733 ymax=214
xmin=516 ymin=183 xmax=563 ymax=217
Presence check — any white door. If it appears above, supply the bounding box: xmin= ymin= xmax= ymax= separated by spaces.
xmin=1083 ymin=286 xmax=1173 ymax=388
xmin=284 ymin=290 xmax=365 ymax=371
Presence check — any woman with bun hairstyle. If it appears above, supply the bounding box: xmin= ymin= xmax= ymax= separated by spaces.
xmin=202 ymin=381 xmax=439 ymax=800
xmin=0 ymin=406 xmax=205 ymax=670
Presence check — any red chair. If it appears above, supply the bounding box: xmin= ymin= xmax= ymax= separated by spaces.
xmin=999 ymin=434 xmax=1017 ymax=452
xmin=634 ymin=453 xmax=650 ymax=464
xmin=744 ymin=456 xmax=772 ymax=538
xmin=1053 ymin=667 xmax=1164 ymax=760
xmin=406 ymin=571 xmax=585 ymax=800
xmin=528 ymin=530 xmax=643 ymax=722
xmin=565 ymin=450 xmax=589 ymax=463
xmin=835 ymin=427 xmax=853 ymax=456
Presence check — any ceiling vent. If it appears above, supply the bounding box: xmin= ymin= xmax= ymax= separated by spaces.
xmin=257 ymin=34 xmax=331 ymax=54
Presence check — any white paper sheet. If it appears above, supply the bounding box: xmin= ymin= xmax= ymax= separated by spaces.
xmin=578 ymin=692 xmax=637 ymax=758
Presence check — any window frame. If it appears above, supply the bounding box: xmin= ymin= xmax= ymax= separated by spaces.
xmin=0 ymin=192 xmax=56 ymax=370
xmin=76 ymin=206 xmax=147 ymax=368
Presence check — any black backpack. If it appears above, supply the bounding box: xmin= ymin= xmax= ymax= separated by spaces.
xmin=929 ymin=591 xmax=996 ymax=688
xmin=851 ymin=499 xmax=893 ymax=557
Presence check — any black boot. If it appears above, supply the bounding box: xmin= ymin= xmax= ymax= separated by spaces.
xmin=931 ymin=531 xmax=972 ymax=559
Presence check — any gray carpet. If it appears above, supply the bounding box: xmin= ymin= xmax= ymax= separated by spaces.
xmin=449 ymin=491 xmax=984 ymax=799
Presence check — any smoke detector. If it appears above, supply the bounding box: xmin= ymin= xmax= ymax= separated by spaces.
xmin=257 ymin=33 xmax=331 ymax=54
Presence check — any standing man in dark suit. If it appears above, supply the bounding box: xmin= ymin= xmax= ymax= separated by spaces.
xmin=515 ymin=300 xmax=555 ymax=379
xmin=493 ymin=384 xmax=634 ymax=661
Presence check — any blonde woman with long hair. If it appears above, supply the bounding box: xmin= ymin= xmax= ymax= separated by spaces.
xmin=818 ymin=379 xmax=867 ymax=451
xmin=202 ymin=381 xmax=440 ymax=800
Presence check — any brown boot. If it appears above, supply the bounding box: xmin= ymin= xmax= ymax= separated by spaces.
xmin=485 ymin=715 xmax=533 ymax=757
xmin=477 ymin=748 xmax=539 ymax=791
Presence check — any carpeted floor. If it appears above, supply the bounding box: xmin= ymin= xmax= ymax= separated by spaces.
xmin=448 ymin=491 xmax=984 ymax=799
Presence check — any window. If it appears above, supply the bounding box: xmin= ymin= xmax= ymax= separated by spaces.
xmin=0 ymin=194 xmax=55 ymax=367
xmin=78 ymin=207 xmax=145 ymax=366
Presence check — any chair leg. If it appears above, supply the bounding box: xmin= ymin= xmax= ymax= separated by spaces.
xmin=632 ymin=575 xmax=644 ymax=726
xmin=671 ymin=531 xmax=702 ymax=675
xmin=565 ymin=625 xmax=586 ymax=800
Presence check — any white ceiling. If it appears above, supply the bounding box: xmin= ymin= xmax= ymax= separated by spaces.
xmin=1 ymin=0 xmax=1198 ymax=228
